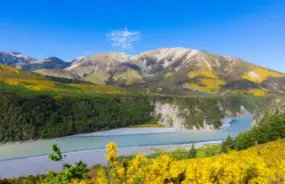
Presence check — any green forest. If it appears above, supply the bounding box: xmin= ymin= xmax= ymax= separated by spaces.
xmin=0 ymin=90 xmax=153 ymax=143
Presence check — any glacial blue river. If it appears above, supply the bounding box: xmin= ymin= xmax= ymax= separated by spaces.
xmin=0 ymin=115 xmax=253 ymax=161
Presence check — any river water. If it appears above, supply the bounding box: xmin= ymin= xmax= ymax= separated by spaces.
xmin=0 ymin=115 xmax=253 ymax=177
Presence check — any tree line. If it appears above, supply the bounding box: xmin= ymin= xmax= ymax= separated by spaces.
xmin=220 ymin=112 xmax=285 ymax=153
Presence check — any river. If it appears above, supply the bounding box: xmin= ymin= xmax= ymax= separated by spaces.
xmin=0 ymin=114 xmax=253 ymax=178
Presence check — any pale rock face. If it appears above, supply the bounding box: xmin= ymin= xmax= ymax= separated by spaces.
xmin=0 ymin=51 xmax=35 ymax=66
xmin=203 ymin=59 xmax=213 ymax=70
xmin=193 ymin=119 xmax=215 ymax=130
xmin=186 ymin=49 xmax=199 ymax=60
xmin=240 ymin=105 xmax=249 ymax=114
xmin=153 ymin=47 xmax=189 ymax=68
xmin=162 ymin=59 xmax=172 ymax=68
xmin=214 ymin=58 xmax=221 ymax=67
xmin=141 ymin=59 xmax=153 ymax=72
xmin=110 ymin=52 xmax=130 ymax=63
xmin=65 ymin=56 xmax=88 ymax=71
xmin=246 ymin=71 xmax=262 ymax=82
xmin=106 ymin=62 xmax=111 ymax=71
xmin=171 ymin=48 xmax=189 ymax=61
xmin=65 ymin=62 xmax=81 ymax=71
xmin=152 ymin=100 xmax=220 ymax=130
xmin=152 ymin=101 xmax=187 ymax=129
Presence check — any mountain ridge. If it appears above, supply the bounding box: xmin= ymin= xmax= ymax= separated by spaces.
xmin=1 ymin=47 xmax=285 ymax=96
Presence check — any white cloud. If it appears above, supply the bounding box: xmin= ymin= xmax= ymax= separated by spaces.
xmin=106 ymin=27 xmax=141 ymax=50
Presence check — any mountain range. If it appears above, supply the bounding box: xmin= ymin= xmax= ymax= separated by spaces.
xmin=1 ymin=47 xmax=285 ymax=96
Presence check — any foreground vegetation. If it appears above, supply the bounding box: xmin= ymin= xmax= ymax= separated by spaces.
xmin=1 ymin=139 xmax=285 ymax=184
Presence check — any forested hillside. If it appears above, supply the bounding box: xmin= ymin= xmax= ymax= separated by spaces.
xmin=0 ymin=91 xmax=153 ymax=142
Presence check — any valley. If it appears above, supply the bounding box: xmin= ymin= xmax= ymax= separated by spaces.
xmin=0 ymin=48 xmax=284 ymax=182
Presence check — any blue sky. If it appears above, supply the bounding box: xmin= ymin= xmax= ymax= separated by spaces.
xmin=0 ymin=0 xmax=284 ymax=71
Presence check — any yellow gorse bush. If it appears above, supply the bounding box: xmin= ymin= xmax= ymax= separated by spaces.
xmin=186 ymin=63 xmax=227 ymax=92
xmin=0 ymin=64 xmax=20 ymax=74
xmin=72 ymin=139 xmax=285 ymax=184
xmin=246 ymin=88 xmax=268 ymax=96
xmin=1 ymin=78 xmax=55 ymax=91
xmin=242 ymin=67 xmax=284 ymax=83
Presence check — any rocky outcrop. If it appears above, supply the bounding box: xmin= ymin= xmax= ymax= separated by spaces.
xmin=151 ymin=96 xmax=255 ymax=130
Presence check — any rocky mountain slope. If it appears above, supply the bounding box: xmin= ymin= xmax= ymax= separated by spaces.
xmin=0 ymin=52 xmax=70 ymax=71
xmin=1 ymin=48 xmax=285 ymax=96
xmin=0 ymin=51 xmax=35 ymax=68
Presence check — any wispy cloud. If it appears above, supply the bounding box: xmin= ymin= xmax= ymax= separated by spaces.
xmin=106 ymin=27 xmax=141 ymax=50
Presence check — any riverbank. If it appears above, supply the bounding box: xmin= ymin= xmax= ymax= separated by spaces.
xmin=0 ymin=140 xmax=221 ymax=178
xmin=70 ymin=127 xmax=179 ymax=137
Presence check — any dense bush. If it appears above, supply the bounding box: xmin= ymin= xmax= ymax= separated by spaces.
xmin=0 ymin=91 xmax=153 ymax=143
xmin=234 ymin=112 xmax=285 ymax=150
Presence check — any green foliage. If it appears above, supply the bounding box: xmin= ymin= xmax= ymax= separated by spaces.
xmin=48 ymin=144 xmax=64 ymax=162
xmin=197 ymin=144 xmax=221 ymax=157
xmin=220 ymin=135 xmax=235 ymax=153
xmin=188 ymin=144 xmax=197 ymax=158
xmin=170 ymin=147 xmax=188 ymax=160
xmin=45 ymin=145 xmax=87 ymax=184
xmin=0 ymin=90 xmax=153 ymax=143
xmin=234 ymin=112 xmax=285 ymax=151
xmin=0 ymin=144 xmax=87 ymax=184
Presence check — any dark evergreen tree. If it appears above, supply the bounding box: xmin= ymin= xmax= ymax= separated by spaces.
xmin=188 ymin=144 xmax=197 ymax=158
xmin=220 ymin=135 xmax=234 ymax=153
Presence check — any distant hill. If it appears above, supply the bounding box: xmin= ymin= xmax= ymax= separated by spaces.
xmin=22 ymin=57 xmax=71 ymax=71
xmin=0 ymin=51 xmax=35 ymax=68
xmin=1 ymin=48 xmax=285 ymax=96
xmin=0 ymin=64 xmax=129 ymax=96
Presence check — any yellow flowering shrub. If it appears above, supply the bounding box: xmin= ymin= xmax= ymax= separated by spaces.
xmin=0 ymin=75 xmax=127 ymax=94
xmin=246 ymin=88 xmax=268 ymax=96
xmin=188 ymin=67 xmax=217 ymax=79
xmin=69 ymin=179 xmax=88 ymax=184
xmin=242 ymin=67 xmax=284 ymax=83
xmin=1 ymin=79 xmax=55 ymax=91
xmin=186 ymin=78 xmax=226 ymax=92
xmin=89 ymin=139 xmax=285 ymax=184
xmin=69 ymin=84 xmax=123 ymax=94
xmin=164 ymin=72 xmax=173 ymax=78
xmin=0 ymin=64 xmax=20 ymax=74
xmin=186 ymin=63 xmax=228 ymax=92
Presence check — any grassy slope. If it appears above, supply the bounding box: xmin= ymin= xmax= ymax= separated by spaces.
xmin=0 ymin=64 xmax=137 ymax=97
